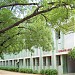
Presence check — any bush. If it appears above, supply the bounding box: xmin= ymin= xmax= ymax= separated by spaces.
xmin=19 ymin=68 xmax=33 ymax=73
xmin=0 ymin=67 xmax=18 ymax=72
xmin=51 ymin=69 xmax=58 ymax=75
xmin=40 ymin=69 xmax=45 ymax=75
xmin=33 ymin=70 xmax=38 ymax=74
xmin=26 ymin=69 xmax=33 ymax=73
xmin=0 ymin=66 xmax=58 ymax=75
xmin=40 ymin=69 xmax=58 ymax=75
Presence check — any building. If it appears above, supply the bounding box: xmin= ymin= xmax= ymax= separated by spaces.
xmin=0 ymin=30 xmax=75 ymax=75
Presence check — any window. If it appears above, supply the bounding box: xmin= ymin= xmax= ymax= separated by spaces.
xmin=3 ymin=61 xmax=5 ymax=66
xmin=19 ymin=59 xmax=23 ymax=66
xmin=10 ymin=60 xmax=12 ymax=66
xmin=56 ymin=30 xmax=60 ymax=39
xmin=43 ymin=57 xmax=46 ymax=66
xmin=25 ymin=58 xmax=30 ymax=66
xmin=25 ymin=59 xmax=27 ymax=66
xmin=36 ymin=58 xmax=39 ymax=66
xmin=28 ymin=58 xmax=30 ymax=66
xmin=6 ymin=61 xmax=8 ymax=66
xmin=57 ymin=55 xmax=61 ymax=65
xmin=47 ymin=56 xmax=51 ymax=66
xmin=33 ymin=58 xmax=35 ymax=66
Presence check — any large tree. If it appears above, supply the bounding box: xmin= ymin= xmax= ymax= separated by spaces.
xmin=0 ymin=0 xmax=75 ymax=58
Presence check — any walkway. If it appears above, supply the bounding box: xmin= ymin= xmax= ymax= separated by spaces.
xmin=0 ymin=70 xmax=75 ymax=75
xmin=64 ymin=73 xmax=75 ymax=75
xmin=0 ymin=70 xmax=41 ymax=75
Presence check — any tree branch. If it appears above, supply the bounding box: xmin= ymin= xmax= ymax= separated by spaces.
xmin=41 ymin=14 xmax=48 ymax=23
xmin=0 ymin=26 xmax=36 ymax=46
xmin=0 ymin=32 xmax=20 ymax=46
xmin=0 ymin=3 xmax=38 ymax=9
xmin=0 ymin=3 xmax=69 ymax=33
xmin=18 ymin=26 xmax=36 ymax=32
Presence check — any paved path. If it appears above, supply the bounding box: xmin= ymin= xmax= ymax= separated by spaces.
xmin=0 ymin=70 xmax=41 ymax=75
xmin=0 ymin=70 xmax=75 ymax=75
xmin=64 ymin=73 xmax=75 ymax=75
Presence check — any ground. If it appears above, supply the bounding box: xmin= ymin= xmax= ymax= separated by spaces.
xmin=0 ymin=70 xmax=75 ymax=75
xmin=0 ymin=70 xmax=41 ymax=75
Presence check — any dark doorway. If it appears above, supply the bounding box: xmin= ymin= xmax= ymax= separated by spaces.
xmin=63 ymin=55 xmax=68 ymax=74
xmin=63 ymin=54 xmax=75 ymax=73
xmin=67 ymin=56 xmax=75 ymax=73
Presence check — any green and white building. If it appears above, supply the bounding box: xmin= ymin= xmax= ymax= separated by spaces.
xmin=0 ymin=31 xmax=75 ymax=75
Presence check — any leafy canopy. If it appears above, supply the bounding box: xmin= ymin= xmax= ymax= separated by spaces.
xmin=68 ymin=47 xmax=75 ymax=59
xmin=0 ymin=0 xmax=75 ymax=58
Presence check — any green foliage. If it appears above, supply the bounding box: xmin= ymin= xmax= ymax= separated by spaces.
xmin=0 ymin=67 xmax=34 ymax=74
xmin=0 ymin=67 xmax=18 ymax=72
xmin=40 ymin=69 xmax=45 ymax=75
xmin=0 ymin=0 xmax=75 ymax=58
xmin=40 ymin=69 xmax=58 ymax=75
xmin=24 ymin=15 xmax=53 ymax=51
xmin=0 ymin=67 xmax=58 ymax=75
xmin=68 ymin=47 xmax=75 ymax=59
xmin=32 ymin=70 xmax=39 ymax=74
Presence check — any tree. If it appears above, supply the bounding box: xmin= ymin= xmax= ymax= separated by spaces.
xmin=0 ymin=0 xmax=75 ymax=58
xmin=68 ymin=47 xmax=75 ymax=59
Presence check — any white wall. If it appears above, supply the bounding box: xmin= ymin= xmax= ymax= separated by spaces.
xmin=64 ymin=33 xmax=74 ymax=49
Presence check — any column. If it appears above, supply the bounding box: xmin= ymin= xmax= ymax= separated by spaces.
xmin=30 ymin=52 xmax=33 ymax=69
xmin=39 ymin=48 xmax=43 ymax=70
xmin=23 ymin=58 xmax=26 ymax=68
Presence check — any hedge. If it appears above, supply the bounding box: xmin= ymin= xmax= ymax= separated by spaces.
xmin=0 ymin=67 xmax=58 ymax=75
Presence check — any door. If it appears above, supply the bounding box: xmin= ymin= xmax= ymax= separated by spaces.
xmin=63 ymin=55 xmax=68 ymax=74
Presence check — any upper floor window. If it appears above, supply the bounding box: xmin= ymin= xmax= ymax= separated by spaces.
xmin=56 ymin=30 xmax=60 ymax=39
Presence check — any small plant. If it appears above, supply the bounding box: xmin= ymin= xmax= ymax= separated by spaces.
xmin=68 ymin=47 xmax=75 ymax=59
xmin=40 ymin=69 xmax=58 ymax=75
xmin=40 ymin=69 xmax=45 ymax=75
xmin=33 ymin=70 xmax=38 ymax=74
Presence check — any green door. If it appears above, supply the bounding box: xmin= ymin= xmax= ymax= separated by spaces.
xmin=63 ymin=55 xmax=68 ymax=74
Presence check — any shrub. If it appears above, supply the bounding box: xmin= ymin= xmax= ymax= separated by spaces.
xmin=40 ymin=69 xmax=45 ymax=75
xmin=19 ymin=68 xmax=33 ymax=73
xmin=40 ymin=69 xmax=58 ymax=75
xmin=0 ymin=67 xmax=18 ymax=72
xmin=51 ymin=69 xmax=58 ymax=75
xmin=26 ymin=69 xmax=33 ymax=73
xmin=0 ymin=66 xmax=58 ymax=75
xmin=33 ymin=70 xmax=38 ymax=74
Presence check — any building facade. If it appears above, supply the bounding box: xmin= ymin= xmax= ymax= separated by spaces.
xmin=0 ymin=30 xmax=75 ymax=75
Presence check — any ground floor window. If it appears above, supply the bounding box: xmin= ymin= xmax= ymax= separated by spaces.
xmin=56 ymin=55 xmax=61 ymax=66
xmin=25 ymin=59 xmax=27 ymax=66
xmin=28 ymin=58 xmax=30 ymax=66
xmin=6 ymin=60 xmax=8 ymax=66
xmin=33 ymin=58 xmax=35 ymax=66
xmin=10 ymin=60 xmax=12 ymax=66
xmin=36 ymin=57 xmax=39 ymax=66
xmin=19 ymin=59 xmax=23 ymax=66
xmin=3 ymin=61 xmax=5 ymax=66
xmin=43 ymin=57 xmax=46 ymax=66
xmin=47 ymin=56 xmax=51 ymax=66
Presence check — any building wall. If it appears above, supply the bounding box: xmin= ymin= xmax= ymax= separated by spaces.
xmin=0 ymin=31 xmax=75 ymax=74
xmin=64 ymin=33 xmax=74 ymax=49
